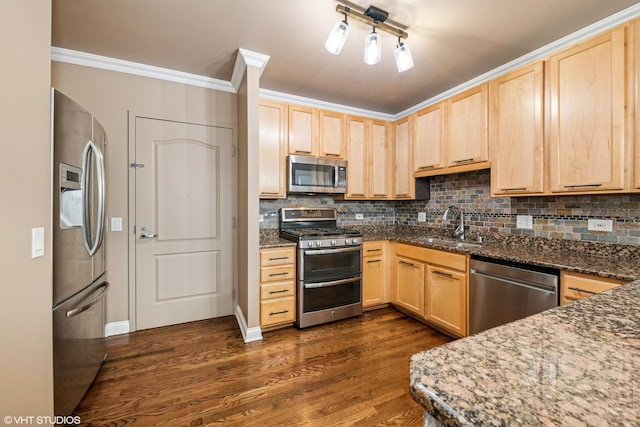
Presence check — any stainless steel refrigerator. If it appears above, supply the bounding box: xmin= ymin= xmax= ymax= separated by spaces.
xmin=51 ymin=88 xmax=109 ymax=416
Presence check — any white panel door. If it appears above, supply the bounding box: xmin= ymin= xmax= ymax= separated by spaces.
xmin=134 ymin=117 xmax=234 ymax=330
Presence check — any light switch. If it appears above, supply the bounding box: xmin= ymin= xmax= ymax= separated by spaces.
xmin=110 ymin=217 xmax=123 ymax=232
xmin=31 ymin=227 xmax=45 ymax=258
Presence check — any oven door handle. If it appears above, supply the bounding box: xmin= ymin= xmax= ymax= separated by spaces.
xmin=304 ymin=277 xmax=360 ymax=289
xmin=303 ymin=246 xmax=361 ymax=256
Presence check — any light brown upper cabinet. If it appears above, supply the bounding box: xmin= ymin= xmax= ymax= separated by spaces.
xmin=288 ymin=104 xmax=345 ymax=159
xmin=635 ymin=20 xmax=640 ymax=191
xmin=414 ymin=103 xmax=446 ymax=172
xmin=447 ymin=84 xmax=489 ymax=168
xmin=489 ymin=62 xmax=545 ymax=196
xmin=259 ymin=100 xmax=288 ymax=199
xmin=343 ymin=116 xmax=390 ymax=199
xmin=548 ymin=24 xmax=630 ymax=193
xmin=393 ymin=115 xmax=415 ymax=199
xmin=414 ymin=84 xmax=489 ymax=178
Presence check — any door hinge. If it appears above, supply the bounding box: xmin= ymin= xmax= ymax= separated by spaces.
xmin=133 ymin=225 xmax=136 ymax=235
xmin=231 ymin=145 xmax=236 ymax=157
xmin=130 ymin=162 xmax=145 ymax=169
xmin=232 ymin=216 xmax=236 ymax=229
xmin=232 ymin=288 xmax=236 ymax=301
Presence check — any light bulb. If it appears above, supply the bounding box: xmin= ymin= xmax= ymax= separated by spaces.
xmin=364 ymin=29 xmax=381 ymax=65
xmin=325 ymin=20 xmax=350 ymax=55
xmin=394 ymin=40 xmax=414 ymax=72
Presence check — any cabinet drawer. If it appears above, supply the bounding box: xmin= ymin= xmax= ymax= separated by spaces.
xmin=261 ymin=281 xmax=296 ymax=300
xmin=395 ymin=243 xmax=467 ymax=271
xmin=363 ymin=241 xmax=385 ymax=257
xmin=561 ymin=271 xmax=623 ymax=304
xmin=260 ymin=297 xmax=295 ymax=326
xmin=260 ymin=248 xmax=296 ymax=267
xmin=260 ymin=265 xmax=295 ymax=283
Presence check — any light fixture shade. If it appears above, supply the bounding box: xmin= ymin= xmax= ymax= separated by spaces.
xmin=364 ymin=30 xmax=382 ymax=65
xmin=325 ymin=20 xmax=350 ymax=55
xmin=394 ymin=41 xmax=414 ymax=72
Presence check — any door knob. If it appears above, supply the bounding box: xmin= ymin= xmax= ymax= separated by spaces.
xmin=140 ymin=233 xmax=157 ymax=239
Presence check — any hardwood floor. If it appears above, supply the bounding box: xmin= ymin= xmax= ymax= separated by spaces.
xmin=75 ymin=308 xmax=453 ymax=426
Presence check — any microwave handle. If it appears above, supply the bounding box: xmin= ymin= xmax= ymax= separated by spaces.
xmin=335 ymin=165 xmax=339 ymax=188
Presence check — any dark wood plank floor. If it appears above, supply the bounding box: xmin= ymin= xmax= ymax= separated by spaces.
xmin=74 ymin=308 xmax=453 ymax=426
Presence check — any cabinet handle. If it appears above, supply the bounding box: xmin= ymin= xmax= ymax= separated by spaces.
xmin=261 ymin=192 xmax=280 ymax=195
xmin=563 ymin=184 xmax=603 ymax=189
xmin=501 ymin=187 xmax=527 ymax=192
xmin=294 ymin=150 xmax=312 ymax=154
xmin=396 ymin=193 xmax=408 ymax=197
xmin=373 ymin=193 xmax=387 ymax=197
xmin=269 ymin=309 xmax=289 ymax=315
xmin=366 ymin=249 xmax=382 ymax=253
xmin=399 ymin=260 xmax=416 ymax=267
xmin=269 ymin=272 xmax=289 ymax=277
xmin=454 ymin=158 xmax=474 ymax=164
xmin=367 ymin=259 xmax=382 ymax=263
xmin=324 ymin=153 xmax=341 ymax=157
xmin=418 ymin=165 xmax=436 ymax=170
xmin=433 ymin=270 xmax=453 ymax=279
xmin=351 ymin=193 xmax=366 ymax=197
xmin=268 ymin=256 xmax=289 ymax=261
xmin=568 ymin=286 xmax=598 ymax=295
xmin=269 ymin=289 xmax=289 ymax=294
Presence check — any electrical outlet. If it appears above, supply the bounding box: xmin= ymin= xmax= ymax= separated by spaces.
xmin=417 ymin=212 xmax=427 ymax=222
xmin=588 ymin=219 xmax=613 ymax=232
xmin=110 ymin=217 xmax=123 ymax=232
xmin=31 ymin=227 xmax=45 ymax=258
xmin=258 ymin=214 xmax=264 ymax=223
xmin=355 ymin=213 xmax=364 ymax=220
xmin=516 ymin=215 xmax=533 ymax=229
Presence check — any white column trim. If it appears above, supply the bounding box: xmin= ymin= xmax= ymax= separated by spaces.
xmin=235 ymin=304 xmax=263 ymax=343
xmin=105 ymin=320 xmax=130 ymax=337
xmin=230 ymin=48 xmax=270 ymax=91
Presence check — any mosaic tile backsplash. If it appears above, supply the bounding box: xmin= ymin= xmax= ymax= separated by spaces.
xmin=260 ymin=169 xmax=640 ymax=246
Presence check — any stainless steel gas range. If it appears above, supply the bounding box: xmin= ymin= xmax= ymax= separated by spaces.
xmin=279 ymin=207 xmax=363 ymax=328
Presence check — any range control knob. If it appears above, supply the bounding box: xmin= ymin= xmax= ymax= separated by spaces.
xmin=331 ymin=239 xmax=337 ymax=246
xmin=345 ymin=238 xmax=351 ymax=245
xmin=307 ymin=241 xmax=314 ymax=248
xmin=316 ymin=240 xmax=322 ymax=247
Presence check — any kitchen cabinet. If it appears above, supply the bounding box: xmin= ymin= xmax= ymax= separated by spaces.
xmin=414 ymin=84 xmax=489 ymax=178
xmin=394 ymin=255 xmax=424 ymax=316
xmin=344 ymin=116 xmax=390 ymax=199
xmin=259 ymin=100 xmax=288 ymax=198
xmin=489 ymin=62 xmax=544 ymax=196
xmin=393 ymin=115 xmax=414 ymax=199
xmin=446 ymin=84 xmax=489 ymax=168
xmin=548 ymin=25 xmax=630 ymax=193
xmin=394 ymin=243 xmax=468 ymax=338
xmin=560 ymin=271 xmax=623 ymax=305
xmin=259 ymin=247 xmax=296 ymax=328
xmin=635 ymin=20 xmax=640 ymax=190
xmin=362 ymin=241 xmax=389 ymax=307
xmin=425 ymin=265 xmax=467 ymax=337
xmin=288 ymin=104 xmax=345 ymax=159
xmin=414 ymin=103 xmax=445 ymax=173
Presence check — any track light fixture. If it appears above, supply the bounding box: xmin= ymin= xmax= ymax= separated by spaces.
xmin=325 ymin=4 xmax=414 ymax=72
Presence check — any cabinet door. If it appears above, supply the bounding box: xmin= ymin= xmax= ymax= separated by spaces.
xmin=560 ymin=271 xmax=623 ymax=305
xmin=370 ymin=119 xmax=390 ymax=199
xmin=489 ymin=63 xmax=544 ymax=195
xmin=345 ymin=115 xmax=368 ymax=198
xmin=414 ymin=103 xmax=445 ymax=172
xmin=426 ymin=265 xmax=467 ymax=337
xmin=447 ymin=84 xmax=489 ymax=167
xmin=394 ymin=256 xmax=424 ymax=316
xmin=259 ymin=100 xmax=287 ymax=198
xmin=362 ymin=241 xmax=387 ymax=307
xmin=549 ymin=26 xmax=627 ymax=192
xmin=318 ymin=110 xmax=345 ymax=158
xmin=288 ymin=104 xmax=317 ymax=156
xmin=393 ymin=116 xmax=414 ymax=199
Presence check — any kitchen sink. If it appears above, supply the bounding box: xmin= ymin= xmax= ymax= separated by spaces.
xmin=413 ymin=236 xmax=482 ymax=248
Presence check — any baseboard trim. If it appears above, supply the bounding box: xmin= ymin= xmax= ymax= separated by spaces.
xmin=105 ymin=320 xmax=130 ymax=337
xmin=235 ymin=305 xmax=263 ymax=343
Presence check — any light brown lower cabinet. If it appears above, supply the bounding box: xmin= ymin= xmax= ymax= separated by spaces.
xmin=560 ymin=271 xmax=624 ymax=305
xmin=260 ymin=247 xmax=296 ymax=328
xmin=362 ymin=241 xmax=389 ymax=307
xmin=393 ymin=243 xmax=468 ymax=338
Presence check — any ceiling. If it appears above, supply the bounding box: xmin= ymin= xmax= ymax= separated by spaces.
xmin=52 ymin=0 xmax=640 ymax=114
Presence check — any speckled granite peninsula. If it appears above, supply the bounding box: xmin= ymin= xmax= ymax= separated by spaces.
xmin=410 ymin=280 xmax=640 ymax=426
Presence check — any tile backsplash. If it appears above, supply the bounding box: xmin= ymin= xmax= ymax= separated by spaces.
xmin=260 ymin=169 xmax=640 ymax=246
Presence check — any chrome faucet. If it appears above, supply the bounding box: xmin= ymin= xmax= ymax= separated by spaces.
xmin=443 ymin=206 xmax=465 ymax=240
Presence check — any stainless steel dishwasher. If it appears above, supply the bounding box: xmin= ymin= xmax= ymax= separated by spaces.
xmin=469 ymin=257 xmax=559 ymax=335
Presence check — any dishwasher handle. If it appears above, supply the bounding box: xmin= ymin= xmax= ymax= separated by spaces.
xmin=470 ymin=269 xmax=557 ymax=294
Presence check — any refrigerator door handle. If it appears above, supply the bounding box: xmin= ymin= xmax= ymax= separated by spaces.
xmin=66 ymin=281 xmax=110 ymax=319
xmin=81 ymin=139 xmax=106 ymax=257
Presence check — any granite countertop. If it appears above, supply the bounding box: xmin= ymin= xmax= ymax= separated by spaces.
xmin=409 ymin=279 xmax=640 ymax=426
xmin=259 ymin=234 xmax=296 ymax=249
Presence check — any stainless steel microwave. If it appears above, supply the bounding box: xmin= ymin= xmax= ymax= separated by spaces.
xmin=287 ymin=155 xmax=347 ymax=194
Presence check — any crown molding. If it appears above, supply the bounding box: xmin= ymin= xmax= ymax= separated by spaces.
xmin=51 ymin=47 xmax=236 ymax=93
xmin=231 ymin=48 xmax=271 ymax=91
